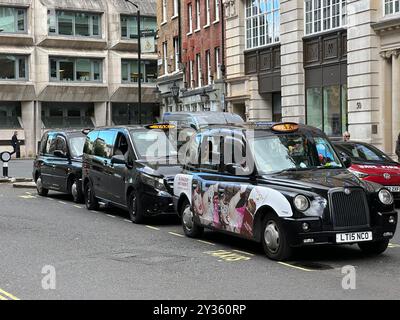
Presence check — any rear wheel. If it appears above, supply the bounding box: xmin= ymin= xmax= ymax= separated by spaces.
xmin=181 ymin=200 xmax=203 ymax=238
xmin=261 ymin=214 xmax=292 ymax=261
xmin=70 ymin=178 xmax=83 ymax=203
xmin=128 ymin=190 xmax=145 ymax=224
xmin=358 ymin=240 xmax=389 ymax=255
xmin=36 ymin=175 xmax=49 ymax=197
xmin=84 ymin=180 xmax=99 ymax=211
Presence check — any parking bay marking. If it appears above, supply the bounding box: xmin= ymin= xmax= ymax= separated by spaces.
xmin=277 ymin=262 xmax=314 ymax=272
xmin=146 ymin=225 xmax=160 ymax=231
xmin=74 ymin=205 xmax=83 ymax=209
xmin=168 ymin=231 xmax=184 ymax=237
xmin=0 ymin=288 xmax=19 ymax=300
xmin=204 ymin=250 xmax=252 ymax=262
xmin=19 ymin=195 xmax=37 ymax=199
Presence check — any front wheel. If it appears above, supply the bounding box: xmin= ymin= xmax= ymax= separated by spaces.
xmin=84 ymin=181 xmax=99 ymax=211
xmin=261 ymin=214 xmax=293 ymax=261
xmin=181 ymin=200 xmax=204 ymax=238
xmin=128 ymin=190 xmax=145 ymax=224
xmin=358 ymin=240 xmax=389 ymax=255
xmin=36 ymin=175 xmax=49 ymax=197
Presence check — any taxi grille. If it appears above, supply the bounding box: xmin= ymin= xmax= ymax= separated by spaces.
xmin=329 ymin=189 xmax=369 ymax=229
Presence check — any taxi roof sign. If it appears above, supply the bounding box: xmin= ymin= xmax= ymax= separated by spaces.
xmin=271 ymin=122 xmax=299 ymax=132
xmin=146 ymin=123 xmax=176 ymax=130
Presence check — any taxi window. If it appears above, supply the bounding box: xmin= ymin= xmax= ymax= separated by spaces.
xmin=340 ymin=144 xmax=388 ymax=162
xmin=199 ymin=134 xmax=221 ymax=172
xmin=94 ymin=130 xmax=116 ymax=159
xmin=48 ymin=135 xmax=67 ymax=155
xmin=130 ymin=129 xmax=177 ymax=159
xmin=83 ymin=130 xmax=98 ymax=156
xmin=44 ymin=133 xmax=56 ymax=155
xmin=185 ymin=134 xmax=201 ymax=167
xmin=251 ymin=133 xmax=342 ymax=174
xmin=68 ymin=136 xmax=86 ymax=158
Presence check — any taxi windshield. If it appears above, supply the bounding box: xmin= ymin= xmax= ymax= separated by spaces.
xmin=130 ymin=129 xmax=177 ymax=159
xmin=68 ymin=136 xmax=86 ymax=158
xmin=251 ymin=133 xmax=343 ymax=174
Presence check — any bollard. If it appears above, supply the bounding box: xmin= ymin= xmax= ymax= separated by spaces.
xmin=0 ymin=152 xmax=12 ymax=178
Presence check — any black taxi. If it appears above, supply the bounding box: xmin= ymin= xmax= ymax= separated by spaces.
xmin=82 ymin=124 xmax=182 ymax=223
xmin=173 ymin=122 xmax=398 ymax=261
xmin=33 ymin=130 xmax=87 ymax=203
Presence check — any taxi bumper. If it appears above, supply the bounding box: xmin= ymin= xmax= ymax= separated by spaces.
xmin=282 ymin=211 xmax=398 ymax=247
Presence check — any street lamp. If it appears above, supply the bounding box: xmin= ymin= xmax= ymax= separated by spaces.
xmin=125 ymin=0 xmax=142 ymax=124
xmin=170 ymin=82 xmax=180 ymax=99
xmin=200 ymin=89 xmax=210 ymax=104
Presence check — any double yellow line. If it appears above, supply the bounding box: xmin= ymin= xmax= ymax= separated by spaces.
xmin=0 ymin=288 xmax=19 ymax=300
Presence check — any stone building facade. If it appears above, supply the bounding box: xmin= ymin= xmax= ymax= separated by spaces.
xmin=224 ymin=0 xmax=400 ymax=155
xmin=0 ymin=0 xmax=159 ymax=157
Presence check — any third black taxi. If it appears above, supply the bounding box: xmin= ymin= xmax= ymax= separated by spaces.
xmin=173 ymin=122 xmax=398 ymax=261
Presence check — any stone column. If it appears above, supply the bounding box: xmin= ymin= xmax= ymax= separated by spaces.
xmin=280 ymin=0 xmax=305 ymax=123
xmin=379 ymin=52 xmax=392 ymax=154
xmin=392 ymin=52 xmax=400 ymax=154
xmin=21 ymin=101 xmax=35 ymax=157
xmin=94 ymin=102 xmax=107 ymax=127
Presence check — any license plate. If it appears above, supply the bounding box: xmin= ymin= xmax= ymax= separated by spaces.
xmin=336 ymin=231 xmax=373 ymax=244
xmin=386 ymin=186 xmax=400 ymax=193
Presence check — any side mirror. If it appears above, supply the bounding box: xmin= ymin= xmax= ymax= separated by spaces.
xmin=224 ymin=163 xmax=242 ymax=175
xmin=111 ymin=155 xmax=127 ymax=165
xmin=340 ymin=153 xmax=352 ymax=169
xmin=54 ymin=150 xmax=67 ymax=158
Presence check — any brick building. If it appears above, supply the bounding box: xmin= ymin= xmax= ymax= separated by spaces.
xmin=180 ymin=0 xmax=225 ymax=112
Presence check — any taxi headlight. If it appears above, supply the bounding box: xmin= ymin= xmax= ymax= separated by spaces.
xmin=378 ymin=189 xmax=394 ymax=205
xmin=294 ymin=195 xmax=310 ymax=211
xmin=141 ymin=173 xmax=167 ymax=191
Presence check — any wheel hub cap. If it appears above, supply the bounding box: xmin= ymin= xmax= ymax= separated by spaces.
xmin=71 ymin=183 xmax=77 ymax=199
xmin=37 ymin=178 xmax=42 ymax=192
xmin=264 ymin=221 xmax=280 ymax=253
xmin=131 ymin=195 xmax=137 ymax=216
xmin=182 ymin=206 xmax=194 ymax=231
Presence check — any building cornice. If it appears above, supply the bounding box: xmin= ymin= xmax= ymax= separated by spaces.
xmin=380 ymin=49 xmax=400 ymax=59
xmin=372 ymin=16 xmax=400 ymax=34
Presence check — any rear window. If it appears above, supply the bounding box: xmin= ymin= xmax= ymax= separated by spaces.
xmin=337 ymin=143 xmax=392 ymax=162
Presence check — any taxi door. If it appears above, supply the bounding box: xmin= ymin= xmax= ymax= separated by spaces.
xmin=217 ymin=133 xmax=256 ymax=237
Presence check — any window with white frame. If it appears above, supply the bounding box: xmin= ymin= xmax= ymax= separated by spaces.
xmin=196 ymin=0 xmax=201 ymax=30
xmin=215 ymin=47 xmax=221 ymax=79
xmin=205 ymin=0 xmax=211 ymax=26
xmin=188 ymin=4 xmax=193 ymax=33
xmin=173 ymin=37 xmax=179 ymax=71
xmin=173 ymin=0 xmax=179 ymax=16
xmin=245 ymin=0 xmax=280 ymax=49
xmin=206 ymin=50 xmax=212 ymax=85
xmin=214 ymin=0 xmax=220 ymax=22
xmin=162 ymin=0 xmax=167 ymax=22
xmin=189 ymin=60 xmax=194 ymax=87
xmin=163 ymin=41 xmax=168 ymax=75
xmin=196 ymin=53 xmax=202 ymax=87
xmin=385 ymin=0 xmax=400 ymax=15
xmin=305 ymin=0 xmax=346 ymax=35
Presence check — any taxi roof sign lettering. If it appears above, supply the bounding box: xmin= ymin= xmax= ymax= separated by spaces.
xmin=272 ymin=123 xmax=299 ymax=132
xmin=146 ymin=124 xmax=176 ymax=130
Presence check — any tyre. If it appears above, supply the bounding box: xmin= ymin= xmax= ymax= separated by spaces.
xmin=128 ymin=190 xmax=145 ymax=224
xmin=84 ymin=180 xmax=99 ymax=211
xmin=70 ymin=178 xmax=83 ymax=203
xmin=181 ymin=200 xmax=204 ymax=238
xmin=261 ymin=213 xmax=292 ymax=261
xmin=358 ymin=240 xmax=389 ymax=255
xmin=36 ymin=175 xmax=49 ymax=197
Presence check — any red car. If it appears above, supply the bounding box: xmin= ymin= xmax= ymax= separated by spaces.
xmin=334 ymin=141 xmax=400 ymax=206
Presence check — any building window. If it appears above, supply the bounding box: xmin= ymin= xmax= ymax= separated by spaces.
xmin=121 ymin=15 xmax=156 ymax=39
xmin=189 ymin=60 xmax=194 ymax=88
xmin=0 ymin=102 xmax=21 ymax=129
xmin=121 ymin=59 xmax=157 ymax=83
xmin=385 ymin=0 xmax=400 ymax=15
xmin=306 ymin=85 xmax=347 ymax=137
xmin=112 ymin=103 xmax=159 ymax=125
xmin=49 ymin=57 xmax=102 ymax=82
xmin=173 ymin=0 xmax=179 ymax=16
xmin=206 ymin=50 xmax=212 ymax=85
xmin=196 ymin=0 xmax=201 ymax=30
xmin=205 ymin=0 xmax=211 ymax=26
xmin=163 ymin=41 xmax=168 ymax=75
xmin=215 ymin=47 xmax=221 ymax=79
xmin=245 ymin=0 xmax=280 ymax=49
xmin=214 ymin=0 xmax=220 ymax=22
xmin=305 ymin=0 xmax=346 ymax=35
xmin=0 ymin=55 xmax=28 ymax=80
xmin=41 ymin=102 xmax=94 ymax=128
xmin=48 ymin=10 xmax=101 ymax=37
xmin=0 ymin=7 xmax=26 ymax=33
xmin=173 ymin=37 xmax=180 ymax=71
xmin=196 ymin=53 xmax=202 ymax=87
xmin=188 ymin=4 xmax=193 ymax=33
xmin=162 ymin=0 xmax=167 ymax=22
